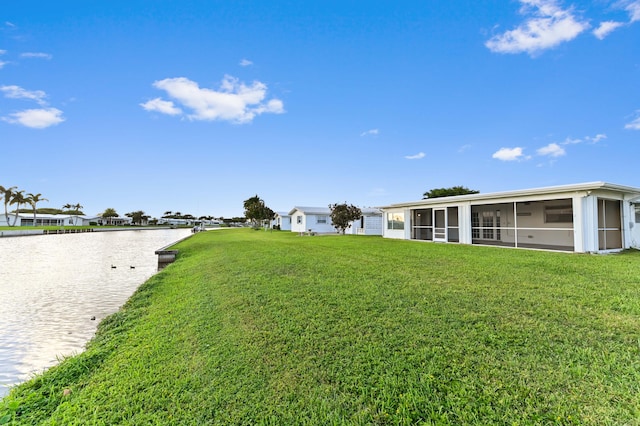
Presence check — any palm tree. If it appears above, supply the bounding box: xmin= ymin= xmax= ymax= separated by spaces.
xmin=26 ymin=193 xmax=49 ymax=227
xmin=62 ymin=203 xmax=83 ymax=226
xmin=9 ymin=190 xmax=27 ymax=226
xmin=0 ymin=185 xmax=17 ymax=225
xmin=126 ymin=210 xmax=147 ymax=226
xmin=101 ymin=208 xmax=118 ymax=225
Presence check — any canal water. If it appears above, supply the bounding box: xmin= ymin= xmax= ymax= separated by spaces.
xmin=0 ymin=228 xmax=193 ymax=398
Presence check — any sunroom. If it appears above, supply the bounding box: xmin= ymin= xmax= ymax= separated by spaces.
xmin=382 ymin=182 xmax=640 ymax=253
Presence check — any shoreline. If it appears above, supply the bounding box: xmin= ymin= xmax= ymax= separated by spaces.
xmin=0 ymin=225 xmax=220 ymax=238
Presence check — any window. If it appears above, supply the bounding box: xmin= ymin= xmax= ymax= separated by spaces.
xmin=471 ymin=211 xmax=479 ymax=239
xmin=482 ymin=211 xmax=494 ymax=239
xmin=545 ymin=205 xmax=573 ymax=223
xmin=316 ymin=215 xmax=328 ymax=224
xmin=296 ymin=216 xmax=302 ymax=224
xmin=387 ymin=212 xmax=404 ymax=230
xmin=636 ymin=207 xmax=640 ymax=224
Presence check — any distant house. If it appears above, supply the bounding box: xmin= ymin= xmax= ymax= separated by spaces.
xmin=272 ymin=212 xmax=291 ymax=231
xmin=96 ymin=216 xmax=134 ymax=226
xmin=380 ymin=182 xmax=640 ymax=253
xmin=158 ymin=218 xmax=194 ymax=226
xmin=0 ymin=213 xmax=102 ymax=227
xmin=288 ymin=206 xmax=383 ymax=235
xmin=289 ymin=207 xmax=335 ymax=234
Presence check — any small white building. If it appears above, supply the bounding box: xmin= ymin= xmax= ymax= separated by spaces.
xmin=272 ymin=212 xmax=291 ymax=231
xmin=289 ymin=207 xmax=336 ymax=234
xmin=288 ymin=206 xmax=384 ymax=235
xmin=381 ymin=182 xmax=640 ymax=253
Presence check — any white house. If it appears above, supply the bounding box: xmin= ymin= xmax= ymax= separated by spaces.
xmin=272 ymin=212 xmax=291 ymax=231
xmin=381 ymin=182 xmax=640 ymax=253
xmin=0 ymin=213 xmax=102 ymax=227
xmin=289 ymin=207 xmax=336 ymax=234
xmin=288 ymin=206 xmax=384 ymax=235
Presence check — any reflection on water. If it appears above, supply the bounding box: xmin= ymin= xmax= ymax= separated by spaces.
xmin=0 ymin=229 xmax=192 ymax=398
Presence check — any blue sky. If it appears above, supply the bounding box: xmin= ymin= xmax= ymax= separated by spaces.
xmin=2 ymin=0 xmax=639 ymax=218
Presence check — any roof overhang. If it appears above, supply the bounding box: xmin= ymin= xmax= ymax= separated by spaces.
xmin=381 ymin=182 xmax=640 ymax=210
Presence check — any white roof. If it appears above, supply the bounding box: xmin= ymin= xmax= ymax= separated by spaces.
xmin=288 ymin=206 xmax=331 ymax=215
xmin=288 ymin=206 xmax=382 ymax=216
xmin=5 ymin=213 xmax=101 ymax=220
xmin=382 ymin=182 xmax=640 ymax=209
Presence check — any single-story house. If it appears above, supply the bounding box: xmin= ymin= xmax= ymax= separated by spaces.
xmin=289 ymin=207 xmax=336 ymax=234
xmin=0 ymin=213 xmax=102 ymax=227
xmin=288 ymin=206 xmax=384 ymax=235
xmin=272 ymin=212 xmax=292 ymax=231
xmin=380 ymin=182 xmax=640 ymax=253
xmin=96 ymin=216 xmax=134 ymax=226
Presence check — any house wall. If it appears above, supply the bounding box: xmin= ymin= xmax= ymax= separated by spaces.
xmin=307 ymin=215 xmax=336 ymax=234
xmin=0 ymin=214 xmax=15 ymax=226
xmin=631 ymin=205 xmax=640 ymax=248
xmin=280 ymin=216 xmax=291 ymax=231
xmin=291 ymin=212 xmax=306 ymax=233
xmin=382 ymin=208 xmax=409 ymax=239
xmin=273 ymin=215 xmax=291 ymax=231
xmin=290 ymin=212 xmax=336 ymax=233
xmin=346 ymin=214 xmax=383 ymax=235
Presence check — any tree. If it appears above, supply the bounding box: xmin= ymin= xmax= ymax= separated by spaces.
xmin=26 ymin=193 xmax=49 ymax=227
xmin=422 ymin=186 xmax=479 ymax=199
xmin=329 ymin=203 xmax=362 ymax=235
xmin=243 ymin=195 xmax=275 ymax=228
xmin=1 ymin=185 xmax=17 ymax=223
xmin=9 ymin=190 xmax=27 ymax=226
xmin=101 ymin=208 xmax=119 ymax=225
xmin=61 ymin=203 xmax=84 ymax=226
xmin=126 ymin=210 xmax=148 ymax=225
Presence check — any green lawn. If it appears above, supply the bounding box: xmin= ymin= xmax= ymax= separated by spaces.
xmin=2 ymin=229 xmax=639 ymax=425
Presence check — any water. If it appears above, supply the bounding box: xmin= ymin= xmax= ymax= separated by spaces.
xmin=0 ymin=228 xmax=193 ymax=398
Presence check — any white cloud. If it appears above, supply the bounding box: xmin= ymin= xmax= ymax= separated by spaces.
xmin=2 ymin=108 xmax=65 ymax=128
xmin=360 ymin=128 xmax=379 ymax=137
xmin=565 ymin=137 xmax=583 ymax=144
xmin=625 ymin=111 xmax=640 ymax=130
xmin=239 ymin=58 xmax=253 ymax=67
xmin=20 ymin=52 xmax=52 ymax=60
xmin=405 ymin=152 xmax=425 ymax=160
xmin=0 ymin=60 xmax=6 ymax=69
xmin=139 ymin=97 xmax=182 ymax=115
xmin=143 ymin=75 xmax=284 ymax=124
xmin=626 ymin=0 xmax=640 ymax=22
xmin=458 ymin=144 xmax=472 ymax=153
xmin=585 ymin=133 xmax=606 ymax=143
xmin=485 ymin=0 xmax=589 ymax=55
xmin=492 ymin=147 xmax=527 ymax=161
xmin=593 ymin=21 xmax=624 ymax=39
xmin=537 ymin=142 xmax=566 ymax=157
xmin=1 ymin=85 xmax=48 ymax=105
xmin=0 ymin=49 xmax=6 ymax=55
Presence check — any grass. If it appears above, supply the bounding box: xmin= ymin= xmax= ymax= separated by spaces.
xmin=1 ymin=229 xmax=639 ymax=424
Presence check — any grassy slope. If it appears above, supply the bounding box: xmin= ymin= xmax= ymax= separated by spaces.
xmin=1 ymin=229 xmax=639 ymax=425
